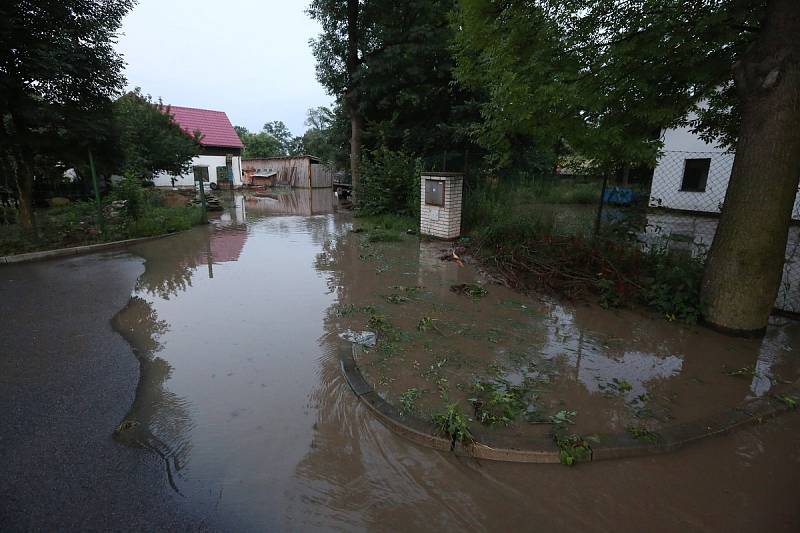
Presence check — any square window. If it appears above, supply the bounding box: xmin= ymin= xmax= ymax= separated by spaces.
xmin=425 ymin=179 xmax=445 ymax=207
xmin=193 ymin=166 xmax=209 ymax=182
xmin=680 ymin=158 xmax=710 ymax=192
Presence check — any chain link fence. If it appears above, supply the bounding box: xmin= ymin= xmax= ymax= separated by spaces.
xmin=598 ymin=150 xmax=800 ymax=315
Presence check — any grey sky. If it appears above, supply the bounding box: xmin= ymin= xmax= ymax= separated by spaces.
xmin=116 ymin=0 xmax=332 ymax=136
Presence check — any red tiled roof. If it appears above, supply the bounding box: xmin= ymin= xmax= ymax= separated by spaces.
xmin=164 ymin=105 xmax=244 ymax=149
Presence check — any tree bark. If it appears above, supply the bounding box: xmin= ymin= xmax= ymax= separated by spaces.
xmin=15 ymin=165 xmax=34 ymax=233
xmin=349 ymin=110 xmax=363 ymax=199
xmin=700 ymin=0 xmax=800 ymax=335
xmin=346 ymin=0 xmax=362 ymax=201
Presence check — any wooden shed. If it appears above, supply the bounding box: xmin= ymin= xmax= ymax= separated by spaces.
xmin=242 ymin=155 xmax=334 ymax=189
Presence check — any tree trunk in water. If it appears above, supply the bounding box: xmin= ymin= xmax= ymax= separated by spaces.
xmin=700 ymin=0 xmax=800 ymax=335
xmin=350 ymin=110 xmax=363 ymax=200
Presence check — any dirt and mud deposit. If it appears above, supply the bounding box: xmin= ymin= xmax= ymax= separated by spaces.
xmin=109 ymin=191 xmax=800 ymax=531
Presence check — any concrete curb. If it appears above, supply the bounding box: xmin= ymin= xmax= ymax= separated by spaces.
xmin=0 ymin=231 xmax=184 ymax=265
xmin=342 ymin=344 xmax=798 ymax=464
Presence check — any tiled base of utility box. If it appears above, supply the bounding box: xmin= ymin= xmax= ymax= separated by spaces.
xmin=420 ymin=173 xmax=463 ymax=240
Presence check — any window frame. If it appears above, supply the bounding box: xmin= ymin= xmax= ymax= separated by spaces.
xmin=193 ymin=165 xmax=210 ymax=182
xmin=679 ymin=158 xmax=711 ymax=193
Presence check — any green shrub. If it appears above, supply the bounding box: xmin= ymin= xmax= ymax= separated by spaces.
xmin=112 ymin=176 xmax=145 ymax=219
xmin=432 ymin=403 xmax=473 ymax=450
xmin=640 ymin=249 xmax=704 ymax=323
xmin=357 ymin=148 xmax=422 ymax=218
xmin=469 ymin=380 xmax=528 ymax=426
xmin=127 ymin=206 xmax=203 ymax=238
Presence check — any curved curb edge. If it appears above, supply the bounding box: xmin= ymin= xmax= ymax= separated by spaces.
xmin=342 ymin=344 xmax=798 ymax=464
xmin=0 ymin=231 xmax=185 ymax=265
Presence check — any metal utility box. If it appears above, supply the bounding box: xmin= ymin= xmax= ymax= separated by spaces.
xmin=420 ymin=172 xmax=463 ymax=239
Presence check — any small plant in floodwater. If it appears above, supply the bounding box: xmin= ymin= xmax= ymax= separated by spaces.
xmin=553 ymin=433 xmax=594 ymax=466
xmin=113 ymin=419 xmax=139 ymax=435
xmin=450 ymin=283 xmax=488 ymax=299
xmin=599 ymin=378 xmax=633 ymax=397
xmin=436 ymin=376 xmax=450 ymax=400
xmin=724 ymin=365 xmax=760 ymax=378
xmin=367 ymin=228 xmax=404 ymax=242
xmin=399 ymin=388 xmax=421 ymax=416
xmin=333 ymin=303 xmax=376 ymax=317
xmin=774 ymin=394 xmax=798 ymax=410
xmin=384 ymin=293 xmax=410 ymax=304
xmin=432 ymin=403 xmax=473 ymax=450
xmin=378 ymin=340 xmax=400 ymax=358
xmin=418 ymin=316 xmax=434 ymax=332
xmin=469 ymin=380 xmax=529 ymax=426
xmin=626 ymin=426 xmax=661 ymax=443
xmin=596 ymin=277 xmax=622 ymax=309
xmin=390 ymin=285 xmax=423 ymax=295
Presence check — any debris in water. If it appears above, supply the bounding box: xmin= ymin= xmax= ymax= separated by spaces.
xmin=450 ymin=283 xmax=488 ymax=298
xmin=439 ymin=247 xmax=466 ymax=267
xmin=339 ymin=330 xmax=378 ymax=347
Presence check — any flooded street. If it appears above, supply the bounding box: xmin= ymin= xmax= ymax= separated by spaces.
xmin=102 ymin=191 xmax=799 ymax=530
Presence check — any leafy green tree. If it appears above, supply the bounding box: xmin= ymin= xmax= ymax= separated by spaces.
xmin=0 ymin=0 xmax=134 ymax=231
xmin=454 ymin=0 xmax=800 ymax=333
xmin=301 ymin=105 xmax=349 ymax=167
xmin=262 ymin=121 xmax=294 ymax=153
xmin=112 ymin=89 xmax=201 ymax=181
xmin=309 ymin=0 xmax=481 ymax=194
xmin=235 ymin=126 xmax=284 ymax=158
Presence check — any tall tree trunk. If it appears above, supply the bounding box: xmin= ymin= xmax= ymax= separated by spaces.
xmin=349 ymin=110 xmax=363 ymax=198
xmin=346 ymin=0 xmax=361 ymax=201
xmin=3 ymin=148 xmax=34 ymax=232
xmin=700 ymin=0 xmax=800 ymax=335
xmin=15 ymin=168 xmax=34 ymax=233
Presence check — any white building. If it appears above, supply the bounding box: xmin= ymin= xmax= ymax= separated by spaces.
xmin=152 ymin=105 xmax=244 ymax=189
xmin=650 ymin=118 xmax=800 ymax=220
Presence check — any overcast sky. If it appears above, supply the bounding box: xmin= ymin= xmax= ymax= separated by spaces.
xmin=116 ymin=0 xmax=332 ymax=136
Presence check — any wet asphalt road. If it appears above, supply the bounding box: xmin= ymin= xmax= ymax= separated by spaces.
xmin=0 ymin=252 xmax=216 ymax=531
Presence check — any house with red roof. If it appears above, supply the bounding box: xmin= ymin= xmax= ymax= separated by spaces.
xmin=153 ymin=105 xmax=245 ymax=189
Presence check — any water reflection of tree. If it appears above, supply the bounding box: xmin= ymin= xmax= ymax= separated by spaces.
xmin=112 ymin=295 xmax=194 ymax=493
xmin=132 ymin=228 xmax=212 ymax=299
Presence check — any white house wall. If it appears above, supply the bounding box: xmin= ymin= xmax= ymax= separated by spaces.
xmin=153 ymin=154 xmax=243 ymax=188
xmin=650 ymin=123 xmax=800 ymax=220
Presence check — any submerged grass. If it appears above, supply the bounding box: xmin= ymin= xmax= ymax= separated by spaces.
xmin=462 ymin=179 xmax=704 ymax=323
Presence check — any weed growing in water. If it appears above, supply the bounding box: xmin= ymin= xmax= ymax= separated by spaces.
xmin=368 ymin=229 xmax=404 ymax=242
xmin=385 ymin=293 xmax=409 ymax=304
xmin=469 ymin=380 xmax=528 ymax=426
xmin=553 ymin=433 xmax=594 ymax=466
xmin=626 ymin=426 xmax=661 ymax=443
xmin=599 ymin=378 xmax=633 ymax=397
xmin=334 ymin=303 xmax=376 ymax=317
xmin=724 ymin=365 xmax=760 ymax=378
xmin=432 ymin=403 xmax=473 ymax=450
xmin=775 ymin=394 xmax=798 ymax=410
xmin=399 ymin=388 xmax=421 ymax=416
xmin=417 ymin=316 xmax=434 ymax=332
xmin=450 ymin=283 xmax=488 ymax=299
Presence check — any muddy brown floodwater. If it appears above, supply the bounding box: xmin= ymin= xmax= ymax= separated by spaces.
xmin=112 ymin=190 xmax=800 ymax=531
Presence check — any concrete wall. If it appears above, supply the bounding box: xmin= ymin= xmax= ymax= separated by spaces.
xmin=650 ymin=123 xmax=800 ymax=220
xmin=420 ymin=174 xmax=463 ymax=239
xmin=153 ymin=154 xmax=243 ymax=188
